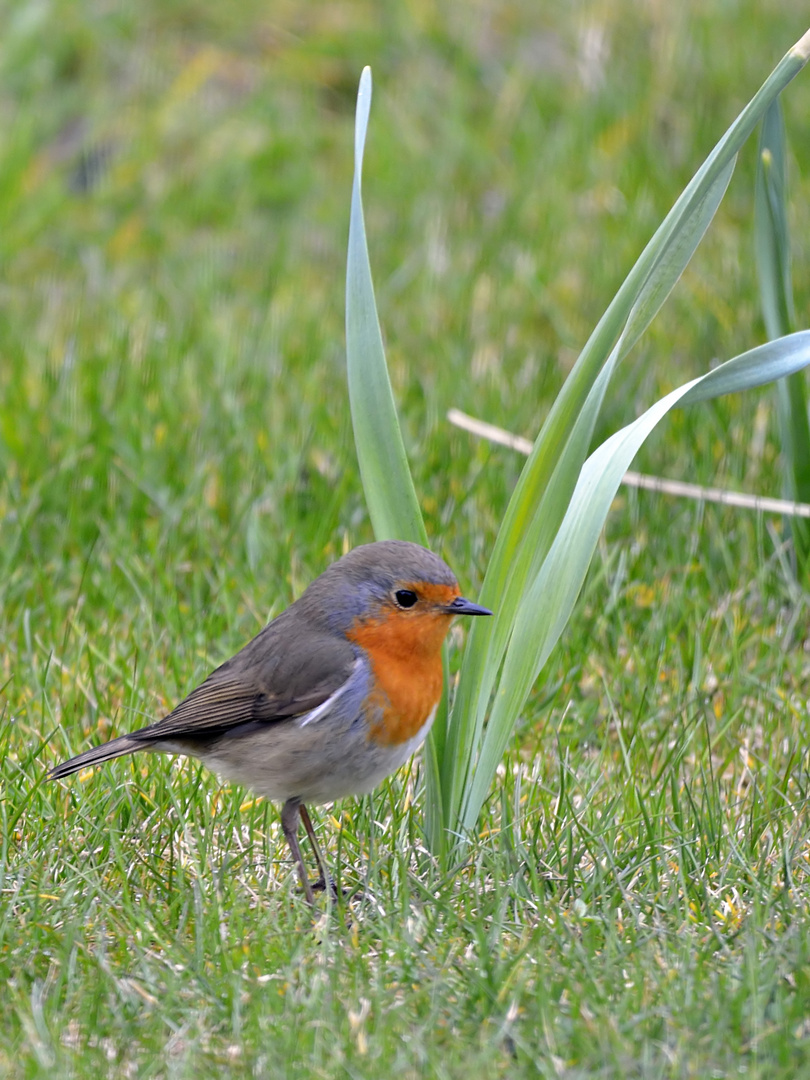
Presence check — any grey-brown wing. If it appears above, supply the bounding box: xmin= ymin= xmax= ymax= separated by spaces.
xmin=136 ymin=619 xmax=357 ymax=744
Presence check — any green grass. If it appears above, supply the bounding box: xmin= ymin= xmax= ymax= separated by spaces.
xmin=2 ymin=1 xmax=810 ymax=1075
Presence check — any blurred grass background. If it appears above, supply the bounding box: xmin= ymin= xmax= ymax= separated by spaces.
xmin=2 ymin=1 xmax=810 ymax=1076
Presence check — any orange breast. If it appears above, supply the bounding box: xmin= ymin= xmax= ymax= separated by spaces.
xmin=348 ymin=607 xmax=452 ymax=746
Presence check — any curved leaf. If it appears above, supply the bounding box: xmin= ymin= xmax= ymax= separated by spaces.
xmin=460 ymin=331 xmax=810 ymax=832
xmin=444 ymin=33 xmax=809 ymax=836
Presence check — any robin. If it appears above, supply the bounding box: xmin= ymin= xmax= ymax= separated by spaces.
xmin=49 ymin=539 xmax=492 ymax=904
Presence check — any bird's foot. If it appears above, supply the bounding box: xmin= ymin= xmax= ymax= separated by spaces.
xmin=312 ymin=874 xmax=354 ymax=901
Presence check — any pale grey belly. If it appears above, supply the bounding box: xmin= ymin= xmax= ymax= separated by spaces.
xmin=164 ymin=706 xmax=436 ymax=805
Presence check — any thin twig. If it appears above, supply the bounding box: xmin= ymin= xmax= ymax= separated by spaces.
xmin=447 ymin=408 xmax=810 ymax=519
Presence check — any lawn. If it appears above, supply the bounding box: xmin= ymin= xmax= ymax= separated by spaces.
xmin=2 ymin=1 xmax=810 ymax=1076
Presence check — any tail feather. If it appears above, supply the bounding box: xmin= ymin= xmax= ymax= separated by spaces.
xmin=48 ymin=735 xmax=144 ymax=780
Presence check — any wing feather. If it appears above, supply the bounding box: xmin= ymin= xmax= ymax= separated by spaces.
xmin=133 ymin=619 xmax=358 ymax=745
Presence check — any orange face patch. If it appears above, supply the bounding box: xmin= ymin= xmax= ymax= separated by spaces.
xmin=404 ymin=582 xmax=460 ymax=608
xmin=347 ymin=583 xmax=459 ymax=747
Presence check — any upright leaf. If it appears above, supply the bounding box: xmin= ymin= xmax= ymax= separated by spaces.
xmin=346 ymin=68 xmax=426 ymax=547
xmin=755 ymin=98 xmax=810 ymax=573
xmin=460 ymin=332 xmax=810 ymax=833
xmin=345 ymin=68 xmax=451 ymax=853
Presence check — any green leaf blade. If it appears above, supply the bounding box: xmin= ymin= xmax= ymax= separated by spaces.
xmin=346 ymin=67 xmax=427 ymax=548
xmin=460 ymin=331 xmax=810 ymax=833
xmin=755 ymin=97 xmax=810 ymax=572
xmin=346 ymin=68 xmax=453 ymax=854
xmin=443 ymin=34 xmax=810 ymax=842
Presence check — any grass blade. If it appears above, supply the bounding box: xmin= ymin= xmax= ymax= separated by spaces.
xmin=755 ymin=98 xmax=810 ymax=572
xmin=755 ymin=101 xmax=793 ymax=339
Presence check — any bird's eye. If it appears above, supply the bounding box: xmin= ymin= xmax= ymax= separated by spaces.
xmin=394 ymin=589 xmax=418 ymax=609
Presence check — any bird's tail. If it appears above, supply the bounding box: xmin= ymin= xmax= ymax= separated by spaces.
xmin=48 ymin=734 xmax=144 ymax=780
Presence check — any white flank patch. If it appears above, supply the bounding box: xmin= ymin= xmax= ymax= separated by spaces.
xmin=298 ymin=658 xmax=362 ymax=727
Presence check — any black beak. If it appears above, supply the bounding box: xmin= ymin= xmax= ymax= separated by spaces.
xmin=446 ymin=595 xmax=493 ymax=617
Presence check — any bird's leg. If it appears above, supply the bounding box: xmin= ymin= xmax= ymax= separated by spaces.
xmin=299 ymin=804 xmax=337 ymax=898
xmin=280 ymin=798 xmax=314 ymax=906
